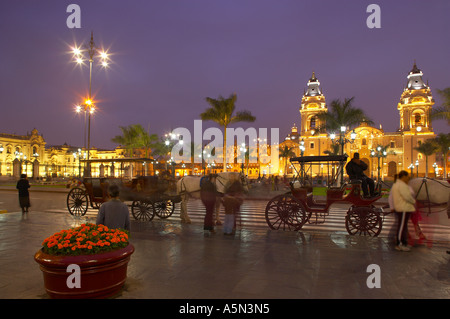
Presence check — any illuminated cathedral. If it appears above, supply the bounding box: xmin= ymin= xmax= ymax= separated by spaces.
xmin=280 ymin=62 xmax=437 ymax=180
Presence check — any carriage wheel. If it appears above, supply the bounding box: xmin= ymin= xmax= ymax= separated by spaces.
xmin=67 ymin=187 xmax=88 ymax=216
xmin=265 ymin=194 xmax=308 ymax=231
xmin=153 ymin=200 xmax=175 ymax=219
xmin=131 ymin=201 xmax=155 ymax=221
xmin=345 ymin=206 xmax=382 ymax=236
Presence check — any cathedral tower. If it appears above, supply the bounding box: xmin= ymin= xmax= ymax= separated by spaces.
xmin=398 ymin=61 xmax=436 ymax=175
xmin=397 ymin=62 xmax=434 ymax=133
xmin=300 ymin=72 xmax=327 ymax=137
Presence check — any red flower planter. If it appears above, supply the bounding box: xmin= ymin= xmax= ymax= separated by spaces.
xmin=34 ymin=243 xmax=134 ymax=299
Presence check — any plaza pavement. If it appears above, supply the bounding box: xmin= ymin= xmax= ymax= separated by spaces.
xmin=0 ymin=184 xmax=449 ymax=303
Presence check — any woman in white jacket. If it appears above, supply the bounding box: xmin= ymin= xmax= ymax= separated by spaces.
xmin=390 ymin=170 xmax=416 ymax=251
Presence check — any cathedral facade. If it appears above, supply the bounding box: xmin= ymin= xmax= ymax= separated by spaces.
xmin=280 ymin=62 xmax=437 ymax=180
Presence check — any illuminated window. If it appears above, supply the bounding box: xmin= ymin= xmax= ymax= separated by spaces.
xmin=310 ymin=116 xmax=316 ymax=129
xmin=414 ymin=113 xmax=421 ymax=124
xmin=362 ymin=138 xmax=367 ymax=146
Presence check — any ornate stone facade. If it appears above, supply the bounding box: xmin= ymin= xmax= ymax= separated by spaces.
xmin=280 ymin=63 xmax=437 ymax=180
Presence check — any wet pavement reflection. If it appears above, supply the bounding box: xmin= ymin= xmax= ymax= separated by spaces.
xmin=0 ymin=210 xmax=448 ymax=299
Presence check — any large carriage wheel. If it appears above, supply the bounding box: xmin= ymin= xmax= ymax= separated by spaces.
xmin=67 ymin=187 xmax=89 ymax=216
xmin=345 ymin=205 xmax=382 ymax=236
xmin=265 ymin=194 xmax=308 ymax=231
xmin=153 ymin=200 xmax=175 ymax=219
xmin=131 ymin=200 xmax=155 ymax=221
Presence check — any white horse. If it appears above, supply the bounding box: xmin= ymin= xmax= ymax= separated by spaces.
xmin=409 ymin=178 xmax=450 ymax=205
xmin=176 ymin=172 xmax=248 ymax=224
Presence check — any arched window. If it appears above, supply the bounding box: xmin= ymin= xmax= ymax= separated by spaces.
xmin=414 ymin=113 xmax=421 ymax=124
xmin=310 ymin=116 xmax=316 ymax=129
xmin=362 ymin=138 xmax=367 ymax=146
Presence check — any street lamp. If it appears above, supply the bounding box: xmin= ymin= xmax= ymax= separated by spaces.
xmin=415 ymin=159 xmax=419 ymax=177
xmin=72 ymin=31 xmax=111 ymax=176
xmin=330 ymin=127 xmax=357 ymax=185
xmin=370 ymin=145 xmax=388 ymax=182
xmin=410 ymin=126 xmax=421 ymax=176
xmin=432 ymin=162 xmax=438 ymax=177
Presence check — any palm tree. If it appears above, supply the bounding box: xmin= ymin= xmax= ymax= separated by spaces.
xmin=433 ymin=88 xmax=450 ymax=125
xmin=414 ymin=140 xmax=438 ymax=177
xmin=200 ymin=93 xmax=256 ymax=171
xmin=279 ymin=145 xmax=296 ymax=176
xmin=316 ymin=97 xmax=373 ymax=133
xmin=323 ymin=143 xmax=341 ymax=156
xmin=111 ymin=125 xmax=140 ymax=157
xmin=133 ymin=125 xmax=158 ymax=158
xmin=432 ymin=133 xmax=450 ymax=178
xmin=111 ymin=124 xmax=157 ymax=158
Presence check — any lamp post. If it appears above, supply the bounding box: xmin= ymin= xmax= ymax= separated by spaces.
xmin=330 ymin=128 xmax=357 ymax=185
xmin=408 ymin=164 xmax=415 ymax=177
xmin=410 ymin=126 xmax=421 ymax=177
xmin=415 ymin=159 xmax=419 ymax=177
xmin=370 ymin=145 xmax=387 ymax=182
xmin=72 ymin=32 xmax=110 ymax=176
xmin=432 ymin=162 xmax=438 ymax=177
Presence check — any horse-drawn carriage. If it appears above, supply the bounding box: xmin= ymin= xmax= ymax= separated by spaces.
xmin=66 ymin=158 xmax=181 ymax=221
xmin=265 ymin=155 xmax=387 ymax=236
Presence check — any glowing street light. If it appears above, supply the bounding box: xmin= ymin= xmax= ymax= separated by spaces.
xmin=71 ymin=32 xmax=111 ymax=176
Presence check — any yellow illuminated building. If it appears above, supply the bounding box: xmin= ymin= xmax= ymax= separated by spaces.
xmin=279 ymin=63 xmax=438 ymax=180
xmin=0 ymin=129 xmax=127 ymax=180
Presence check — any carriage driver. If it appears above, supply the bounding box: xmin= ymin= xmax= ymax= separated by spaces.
xmin=345 ymin=152 xmax=376 ymax=198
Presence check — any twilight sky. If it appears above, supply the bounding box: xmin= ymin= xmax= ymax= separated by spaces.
xmin=0 ymin=0 xmax=449 ymax=150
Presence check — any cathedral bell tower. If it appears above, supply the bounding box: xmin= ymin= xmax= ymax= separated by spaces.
xmin=300 ymin=72 xmax=327 ymax=137
xmin=398 ymin=61 xmax=436 ymax=176
xmin=397 ymin=62 xmax=434 ymax=133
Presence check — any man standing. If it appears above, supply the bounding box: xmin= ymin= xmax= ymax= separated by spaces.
xmin=16 ymin=174 xmax=30 ymax=213
xmin=345 ymin=153 xmax=375 ymax=197
xmin=96 ymin=184 xmax=130 ymax=231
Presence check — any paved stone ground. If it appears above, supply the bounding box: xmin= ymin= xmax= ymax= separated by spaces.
xmin=0 ymin=208 xmax=449 ymax=301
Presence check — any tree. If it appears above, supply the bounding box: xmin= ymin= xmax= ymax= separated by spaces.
xmin=414 ymin=140 xmax=438 ymax=177
xmin=111 ymin=125 xmax=140 ymax=157
xmin=432 ymin=133 xmax=450 ymax=179
xmin=323 ymin=143 xmax=341 ymax=156
xmin=316 ymin=97 xmax=373 ymax=133
xmin=200 ymin=93 xmax=256 ymax=171
xmin=433 ymin=88 xmax=450 ymax=125
xmin=279 ymin=145 xmax=296 ymax=176
xmin=111 ymin=124 xmax=158 ymax=158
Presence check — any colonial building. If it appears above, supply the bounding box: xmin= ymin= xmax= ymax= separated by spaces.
xmin=0 ymin=128 xmax=128 ymax=179
xmin=280 ymin=62 xmax=438 ymax=180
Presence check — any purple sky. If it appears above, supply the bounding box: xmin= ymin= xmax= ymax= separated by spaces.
xmin=0 ymin=0 xmax=449 ymax=150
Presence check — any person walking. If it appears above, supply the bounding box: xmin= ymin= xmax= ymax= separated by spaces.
xmin=96 ymin=184 xmax=130 ymax=231
xmin=391 ymin=170 xmax=416 ymax=252
xmin=16 ymin=174 xmax=30 ymax=213
xmin=388 ymin=175 xmax=426 ymax=242
xmin=200 ymin=174 xmax=217 ymax=233
xmin=222 ymin=181 xmax=244 ymax=235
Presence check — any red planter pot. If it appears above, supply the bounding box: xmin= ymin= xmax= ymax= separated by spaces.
xmin=34 ymin=244 xmax=134 ymax=299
